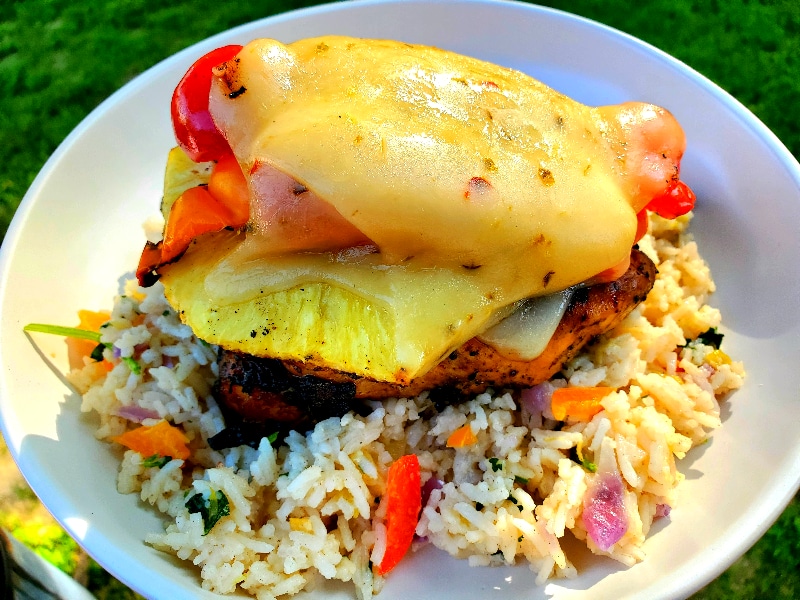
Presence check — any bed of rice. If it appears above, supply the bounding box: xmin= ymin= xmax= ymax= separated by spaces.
xmin=67 ymin=213 xmax=744 ymax=599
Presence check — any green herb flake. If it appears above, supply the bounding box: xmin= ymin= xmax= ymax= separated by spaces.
xmin=517 ymin=535 xmax=524 ymax=543
xmin=506 ymin=494 xmax=523 ymax=511
xmin=488 ymin=457 xmax=503 ymax=472
xmin=267 ymin=432 xmax=278 ymax=444
xmin=185 ymin=489 xmax=230 ymax=535
xmin=696 ymin=327 xmax=724 ymax=349
xmin=582 ymin=460 xmax=598 ymax=473
xmin=684 ymin=327 xmax=725 ymax=352
xmin=122 ymin=356 xmax=142 ymax=375
xmin=514 ymin=475 xmax=529 ymax=485
xmin=90 ymin=343 xmax=106 ymax=362
xmin=142 ymin=454 xmax=171 ymax=468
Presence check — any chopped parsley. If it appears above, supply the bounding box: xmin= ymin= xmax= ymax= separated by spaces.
xmin=142 ymin=454 xmax=171 ymax=468
xmin=570 ymin=447 xmax=597 ymax=472
xmin=121 ymin=356 xmax=142 ymax=375
xmin=488 ymin=457 xmax=503 ymax=472
xmin=685 ymin=327 xmax=725 ymax=350
xmin=185 ymin=489 xmax=230 ymax=535
xmin=90 ymin=343 xmax=106 ymax=362
xmin=514 ymin=475 xmax=529 ymax=485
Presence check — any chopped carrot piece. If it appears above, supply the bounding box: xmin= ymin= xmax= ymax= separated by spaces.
xmin=111 ymin=420 xmax=191 ymax=460
xmin=209 ymin=153 xmax=250 ymax=227
xmin=446 ymin=423 xmax=478 ymax=448
xmin=66 ymin=310 xmax=111 ymax=370
xmin=375 ymin=454 xmax=421 ymax=576
xmin=551 ymin=386 xmax=615 ymax=422
xmin=161 ymin=186 xmax=234 ymax=263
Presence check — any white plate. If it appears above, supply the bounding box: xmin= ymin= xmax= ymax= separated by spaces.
xmin=1 ymin=1 xmax=799 ymax=599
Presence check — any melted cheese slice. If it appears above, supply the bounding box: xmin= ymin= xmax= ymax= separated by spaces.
xmin=160 ymin=37 xmax=686 ymax=383
xmin=209 ymin=36 xmax=640 ymax=298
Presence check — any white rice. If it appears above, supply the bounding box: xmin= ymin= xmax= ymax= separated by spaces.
xmin=67 ymin=213 xmax=744 ymax=598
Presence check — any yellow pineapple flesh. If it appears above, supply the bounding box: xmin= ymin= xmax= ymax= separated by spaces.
xmin=157 ymin=148 xmax=502 ymax=383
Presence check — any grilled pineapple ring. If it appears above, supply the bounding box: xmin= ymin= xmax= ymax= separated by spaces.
xmin=159 ymin=149 xmax=514 ymax=384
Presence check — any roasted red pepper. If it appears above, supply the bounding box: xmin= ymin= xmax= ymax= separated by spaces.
xmin=645 ymin=180 xmax=696 ymax=219
xmin=171 ymin=45 xmax=243 ymax=162
xmin=376 ymin=454 xmax=422 ymax=576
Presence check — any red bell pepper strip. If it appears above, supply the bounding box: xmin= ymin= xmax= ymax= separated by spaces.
xmin=645 ymin=180 xmax=696 ymax=219
xmin=375 ymin=454 xmax=422 ymax=576
xmin=171 ymin=45 xmax=242 ymax=162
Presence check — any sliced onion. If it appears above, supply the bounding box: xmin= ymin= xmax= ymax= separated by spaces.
xmin=114 ymin=405 xmax=160 ymax=423
xmin=582 ymin=472 xmax=628 ymax=551
xmin=519 ymin=382 xmax=554 ymax=416
xmin=655 ymin=503 xmax=672 ymax=518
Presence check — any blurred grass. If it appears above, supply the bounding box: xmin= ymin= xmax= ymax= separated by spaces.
xmin=0 ymin=0 xmax=798 ymax=598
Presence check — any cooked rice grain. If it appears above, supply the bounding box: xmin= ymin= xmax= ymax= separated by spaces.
xmin=67 ymin=214 xmax=745 ymax=598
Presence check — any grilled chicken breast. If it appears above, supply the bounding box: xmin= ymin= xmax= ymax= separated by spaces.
xmin=215 ymin=248 xmax=656 ymax=426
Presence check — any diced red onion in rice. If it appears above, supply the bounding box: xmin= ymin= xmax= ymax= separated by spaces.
xmin=655 ymin=503 xmax=672 ymax=518
xmin=114 ymin=405 xmax=160 ymax=423
xmin=582 ymin=472 xmax=628 ymax=551
xmin=519 ymin=382 xmax=554 ymax=416
xmin=415 ymin=477 xmax=443 ymax=543
xmin=421 ymin=477 xmax=444 ymax=507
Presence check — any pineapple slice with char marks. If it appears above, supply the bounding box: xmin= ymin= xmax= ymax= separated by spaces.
xmin=157 ymin=148 xmax=506 ymax=383
xmin=160 ymin=146 xmax=214 ymax=218
xmin=161 ymin=230 xmax=400 ymax=380
xmin=161 ymin=230 xmax=504 ymax=383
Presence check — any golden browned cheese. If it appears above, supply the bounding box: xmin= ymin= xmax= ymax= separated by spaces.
xmin=209 ymin=37 xmax=683 ymax=293
xmin=161 ymin=37 xmax=686 ymax=384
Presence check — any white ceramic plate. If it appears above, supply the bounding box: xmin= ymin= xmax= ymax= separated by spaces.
xmin=1 ymin=1 xmax=799 ymax=599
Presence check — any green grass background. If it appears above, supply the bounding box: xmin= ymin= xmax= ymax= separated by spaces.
xmin=1 ymin=0 xmax=798 ymax=598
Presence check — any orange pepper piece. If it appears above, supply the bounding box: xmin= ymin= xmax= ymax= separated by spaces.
xmin=66 ymin=310 xmax=111 ymax=370
xmin=208 ymin=153 xmax=250 ymax=227
xmin=375 ymin=454 xmax=421 ymax=576
xmin=446 ymin=423 xmax=478 ymax=448
xmin=111 ymin=420 xmax=191 ymax=460
xmin=551 ymin=386 xmax=615 ymax=422
xmin=161 ymin=186 xmax=234 ymax=263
